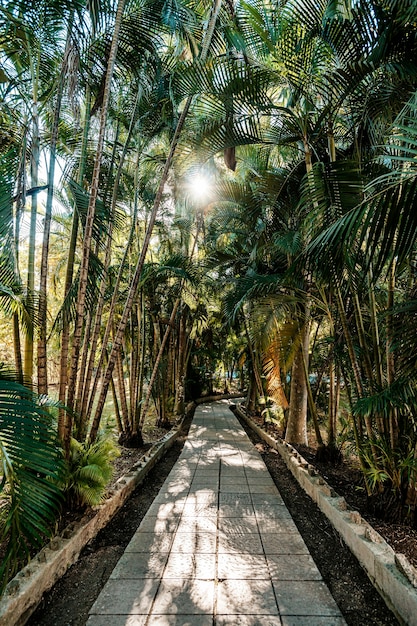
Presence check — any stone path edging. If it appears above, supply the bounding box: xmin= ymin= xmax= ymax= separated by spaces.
xmin=0 ymin=424 xmax=184 ymax=626
xmin=234 ymin=404 xmax=417 ymax=626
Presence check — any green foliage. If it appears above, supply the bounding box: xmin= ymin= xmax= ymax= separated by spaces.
xmin=361 ymin=437 xmax=417 ymax=504
xmin=260 ymin=398 xmax=284 ymax=428
xmin=62 ymin=436 xmax=120 ymax=509
xmin=0 ymin=374 xmax=65 ymax=593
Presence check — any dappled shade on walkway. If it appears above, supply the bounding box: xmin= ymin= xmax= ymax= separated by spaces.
xmin=87 ymin=400 xmax=346 ymax=625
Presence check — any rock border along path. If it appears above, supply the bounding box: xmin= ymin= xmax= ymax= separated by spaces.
xmin=87 ymin=400 xmax=347 ymax=625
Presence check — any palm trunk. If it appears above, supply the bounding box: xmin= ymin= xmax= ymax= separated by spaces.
xmin=286 ymin=331 xmax=309 ymax=444
xmin=139 ymin=215 xmax=201 ymax=431
xmin=242 ymin=313 xmax=264 ymax=410
xmin=37 ymin=23 xmax=72 ymax=395
xmin=115 ymin=347 xmax=130 ymax=436
xmin=352 ymin=291 xmax=374 ymax=382
xmin=285 ymin=137 xmax=313 ymax=444
xmin=110 ymin=372 xmax=123 ymax=433
xmin=129 ymin=306 xmax=139 ymax=423
xmin=13 ymin=137 xmax=27 ymax=384
xmin=13 ymin=314 xmax=23 ymax=383
xmin=133 ymin=294 xmax=147 ymax=436
xmin=301 ymin=341 xmax=323 ymax=447
xmin=328 ymin=354 xmax=336 ymax=445
xmin=58 ymin=84 xmax=92 ymax=440
xmin=285 ymin=307 xmax=310 ymax=444
xmin=386 ymin=259 xmax=398 ymax=449
xmin=174 ymin=307 xmax=187 ymax=414
xmin=352 ymin=288 xmax=385 ymax=438
xmin=74 ymin=311 xmax=93 ymax=435
xmin=24 ymin=101 xmax=40 ymax=385
xmin=367 ymin=264 xmax=385 ymax=437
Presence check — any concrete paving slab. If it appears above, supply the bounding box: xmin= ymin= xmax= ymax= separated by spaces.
xmin=185 ymin=489 xmax=217 ymax=501
xmin=190 ymin=478 xmax=219 ymax=487
xmin=249 ymin=484 xmax=281 ymax=494
xmin=218 ymin=532 xmax=264 ymax=554
xmin=261 ymin=533 xmax=310 ymax=555
xmin=155 ymin=489 xmax=189 ymax=502
xmin=257 ymin=518 xmax=299 ymax=534
xmin=216 ymin=578 xmax=279 ymax=615
xmin=187 ymin=488 xmax=218 ymax=498
xmin=220 ymin=475 xmax=247 ymax=484
xmin=89 ymin=578 xmax=159 ymax=615
xmin=170 ymin=531 xmax=216 ymax=554
xmin=217 ymin=552 xmax=268 ymax=579
xmin=176 ymin=516 xmax=218 ymax=533
xmin=254 ymin=504 xmax=292 ymax=520
xmin=181 ymin=502 xmax=218 ymax=517
xmin=151 ymin=579 xmax=215 ymax=614
xmin=246 ymin=470 xmax=272 ymax=479
xmin=154 ymin=481 xmax=189 ymax=493
xmin=192 ymin=470 xmax=220 ymax=478
xmin=219 ymin=505 xmax=256 ymax=518
xmin=266 ymin=554 xmax=322 ymax=580
xmin=219 ymin=492 xmax=252 ymax=503
xmin=88 ymin=401 xmax=347 ymax=626
xmin=163 ymin=553 xmax=216 ymax=579
xmin=220 ymin=481 xmax=248 ymax=491
xmin=243 ymin=460 xmax=267 ymax=471
xmin=110 ymin=552 xmax=168 ymax=579
xmin=218 ymin=516 xmax=259 ymax=535
xmin=146 ymin=501 xmax=185 ymax=518
xmin=246 ymin=477 xmax=277 ymax=486
xmin=251 ymin=493 xmax=285 ymax=505
xmin=137 ymin=515 xmax=180 ymax=534
xmin=125 ymin=531 xmax=174 ymax=553
xmin=273 ymin=580 xmax=343 ymax=616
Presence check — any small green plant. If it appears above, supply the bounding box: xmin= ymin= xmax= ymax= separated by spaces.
xmin=361 ymin=437 xmax=417 ymax=521
xmin=62 ymin=436 xmax=120 ymax=509
xmin=260 ymin=397 xmax=284 ymax=428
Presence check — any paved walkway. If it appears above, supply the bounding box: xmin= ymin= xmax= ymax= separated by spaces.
xmin=87 ymin=400 xmax=347 ymax=626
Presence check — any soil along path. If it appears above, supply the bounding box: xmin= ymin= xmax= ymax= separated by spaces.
xmin=28 ymin=401 xmax=399 ymax=626
xmin=87 ymin=400 xmax=346 ymax=624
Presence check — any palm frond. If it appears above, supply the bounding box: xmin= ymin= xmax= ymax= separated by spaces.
xmin=0 ymin=377 xmax=64 ymax=592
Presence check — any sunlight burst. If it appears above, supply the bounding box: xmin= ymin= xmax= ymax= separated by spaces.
xmin=188 ymin=173 xmax=211 ymax=204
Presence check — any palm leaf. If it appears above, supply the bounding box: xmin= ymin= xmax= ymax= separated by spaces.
xmin=0 ymin=376 xmax=64 ymax=592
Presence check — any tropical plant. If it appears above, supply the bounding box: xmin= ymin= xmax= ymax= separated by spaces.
xmin=60 ymin=435 xmax=120 ymax=508
xmin=0 ymin=369 xmax=65 ymax=591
